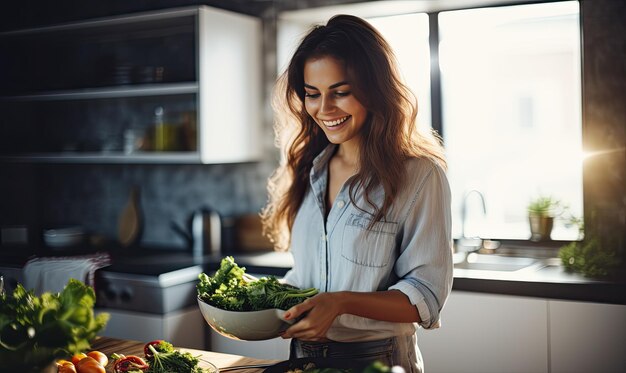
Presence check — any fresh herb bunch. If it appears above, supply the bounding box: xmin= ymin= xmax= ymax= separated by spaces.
xmin=559 ymin=237 xmax=621 ymax=279
xmin=0 ymin=279 xmax=109 ymax=372
xmin=146 ymin=343 xmax=208 ymax=373
xmin=197 ymin=256 xmax=318 ymax=311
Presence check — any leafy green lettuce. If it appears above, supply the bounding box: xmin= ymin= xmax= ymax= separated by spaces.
xmin=197 ymin=256 xmax=318 ymax=311
xmin=0 ymin=278 xmax=109 ymax=371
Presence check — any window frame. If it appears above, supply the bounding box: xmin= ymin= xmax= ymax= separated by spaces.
xmin=427 ymin=0 xmax=584 ymax=248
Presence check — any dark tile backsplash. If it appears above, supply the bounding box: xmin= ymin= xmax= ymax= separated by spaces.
xmin=53 ymin=162 xmax=273 ymax=247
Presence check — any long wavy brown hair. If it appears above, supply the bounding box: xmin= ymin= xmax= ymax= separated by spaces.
xmin=262 ymin=15 xmax=446 ymax=251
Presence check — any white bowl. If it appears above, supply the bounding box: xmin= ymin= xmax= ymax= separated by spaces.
xmin=197 ymin=297 xmax=294 ymax=341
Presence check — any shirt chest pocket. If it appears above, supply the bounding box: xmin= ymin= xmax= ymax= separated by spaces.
xmin=341 ymin=214 xmax=399 ymax=268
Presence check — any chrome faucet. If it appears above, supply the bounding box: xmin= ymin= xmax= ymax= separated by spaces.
xmin=458 ymin=189 xmax=487 ymax=251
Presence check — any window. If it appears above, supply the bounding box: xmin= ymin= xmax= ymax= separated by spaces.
xmin=439 ymin=1 xmax=583 ymax=240
xmin=277 ymin=1 xmax=584 ymax=242
xmin=367 ymin=14 xmax=432 ymax=132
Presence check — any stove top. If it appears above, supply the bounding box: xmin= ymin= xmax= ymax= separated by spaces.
xmin=96 ymin=261 xmax=203 ymax=314
xmin=101 ymin=261 xmax=199 ymax=277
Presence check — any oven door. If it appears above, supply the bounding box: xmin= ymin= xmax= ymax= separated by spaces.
xmin=95 ymin=264 xmax=206 ymax=349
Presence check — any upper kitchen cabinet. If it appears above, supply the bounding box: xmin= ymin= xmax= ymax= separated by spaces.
xmin=0 ymin=6 xmax=262 ymax=164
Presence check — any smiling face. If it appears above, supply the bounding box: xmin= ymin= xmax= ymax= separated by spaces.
xmin=303 ymin=56 xmax=368 ymax=151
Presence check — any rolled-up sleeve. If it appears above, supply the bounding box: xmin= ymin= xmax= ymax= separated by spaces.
xmin=388 ymin=163 xmax=453 ymax=329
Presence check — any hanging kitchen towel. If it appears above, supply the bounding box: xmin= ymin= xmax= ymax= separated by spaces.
xmin=23 ymin=252 xmax=111 ymax=294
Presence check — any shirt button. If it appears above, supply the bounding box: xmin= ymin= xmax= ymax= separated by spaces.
xmin=336 ymin=200 xmax=345 ymax=208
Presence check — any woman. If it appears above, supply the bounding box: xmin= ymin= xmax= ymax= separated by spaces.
xmin=261 ymin=15 xmax=452 ymax=373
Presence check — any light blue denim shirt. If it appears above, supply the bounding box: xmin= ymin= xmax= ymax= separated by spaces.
xmin=283 ymin=144 xmax=453 ymax=342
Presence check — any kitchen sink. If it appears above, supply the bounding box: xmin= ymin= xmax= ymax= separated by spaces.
xmin=453 ymin=253 xmax=538 ymax=272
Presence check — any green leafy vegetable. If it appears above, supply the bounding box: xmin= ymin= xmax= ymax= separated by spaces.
xmin=361 ymin=361 xmax=392 ymax=373
xmin=559 ymin=237 xmax=621 ymax=278
xmin=146 ymin=344 xmax=211 ymax=373
xmin=197 ymin=256 xmax=318 ymax=311
xmin=0 ymin=278 xmax=109 ymax=372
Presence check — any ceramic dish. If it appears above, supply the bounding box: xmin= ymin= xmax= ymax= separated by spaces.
xmin=197 ymin=297 xmax=293 ymax=341
xmin=43 ymin=226 xmax=85 ymax=248
xmin=200 ymin=359 xmax=220 ymax=373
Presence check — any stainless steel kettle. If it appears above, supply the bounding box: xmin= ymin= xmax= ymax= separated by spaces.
xmin=191 ymin=207 xmax=222 ymax=261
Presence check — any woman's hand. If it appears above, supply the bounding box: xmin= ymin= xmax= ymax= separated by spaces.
xmin=280 ymin=290 xmax=421 ymax=341
xmin=280 ymin=292 xmax=344 ymax=341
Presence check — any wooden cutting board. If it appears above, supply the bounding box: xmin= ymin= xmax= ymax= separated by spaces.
xmin=118 ymin=187 xmax=142 ymax=247
xmin=91 ymin=336 xmax=278 ymax=373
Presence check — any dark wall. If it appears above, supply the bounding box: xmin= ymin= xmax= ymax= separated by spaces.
xmin=1 ymin=162 xmax=274 ymax=249
xmin=581 ymin=0 xmax=626 ymax=254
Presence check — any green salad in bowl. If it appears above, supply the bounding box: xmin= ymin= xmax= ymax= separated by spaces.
xmin=197 ymin=257 xmax=318 ymax=340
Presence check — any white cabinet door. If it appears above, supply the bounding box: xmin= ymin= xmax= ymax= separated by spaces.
xmin=549 ymin=300 xmax=626 ymax=373
xmin=197 ymin=7 xmax=262 ymax=163
xmin=417 ymin=291 xmax=548 ymax=373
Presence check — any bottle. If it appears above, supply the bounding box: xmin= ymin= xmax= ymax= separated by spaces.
xmin=153 ymin=106 xmax=178 ymax=151
xmin=153 ymin=106 xmax=166 ymax=151
xmin=123 ymin=119 xmax=142 ymax=155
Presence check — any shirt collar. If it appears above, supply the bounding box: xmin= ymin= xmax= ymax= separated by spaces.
xmin=310 ymin=144 xmax=337 ymax=180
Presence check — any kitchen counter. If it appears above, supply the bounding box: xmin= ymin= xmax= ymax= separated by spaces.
xmin=451 ymin=262 xmax=626 ymax=305
xmin=91 ymin=336 xmax=279 ymax=372
xmin=2 ymin=248 xmax=624 ymax=305
xmin=214 ymin=251 xmax=626 ymax=305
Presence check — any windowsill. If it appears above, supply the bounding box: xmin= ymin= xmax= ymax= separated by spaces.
xmin=453 ymin=238 xmax=568 ymax=259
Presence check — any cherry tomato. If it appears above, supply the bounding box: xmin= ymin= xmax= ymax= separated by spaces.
xmin=57 ymin=362 xmax=77 ymax=373
xmin=113 ymin=355 xmax=149 ymax=372
xmin=143 ymin=339 xmax=173 ymax=359
xmin=143 ymin=339 xmax=161 ymax=357
xmin=75 ymin=356 xmax=106 ymax=373
xmin=87 ymin=350 xmax=108 ymax=367
xmin=56 ymin=359 xmax=73 ymax=366
xmin=71 ymin=353 xmax=88 ymax=365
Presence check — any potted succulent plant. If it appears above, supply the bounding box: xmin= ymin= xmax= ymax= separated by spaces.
xmin=527 ymin=195 xmax=561 ymax=241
